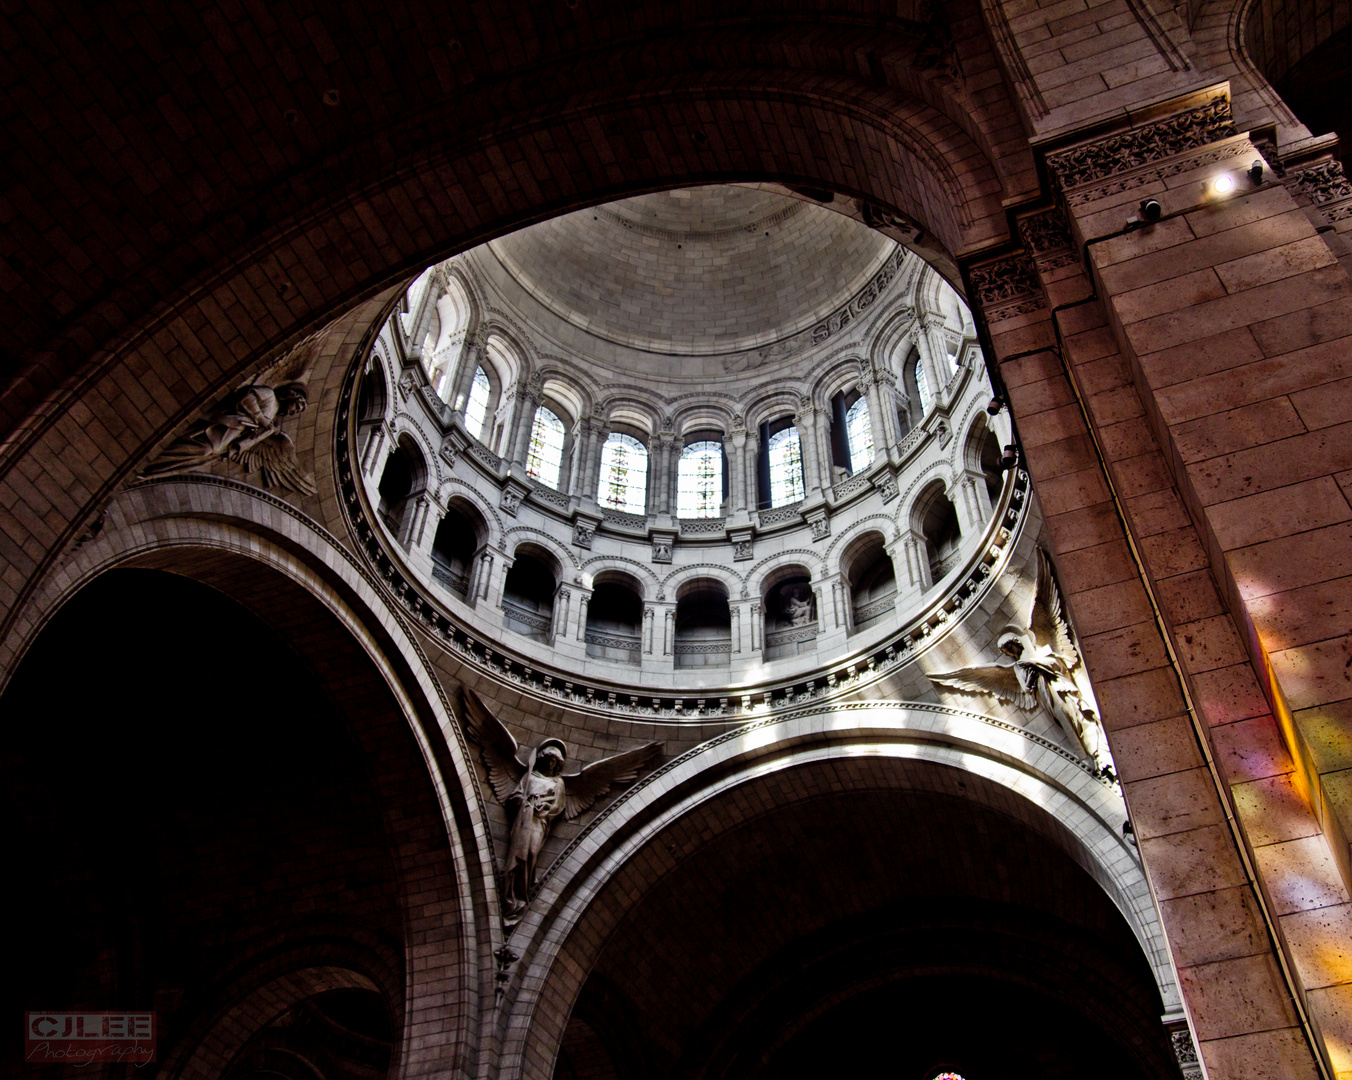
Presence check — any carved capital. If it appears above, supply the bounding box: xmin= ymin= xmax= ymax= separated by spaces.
xmin=967 ymin=255 xmax=1045 ymax=324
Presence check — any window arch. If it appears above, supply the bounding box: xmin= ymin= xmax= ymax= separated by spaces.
xmin=597 ymin=433 xmax=648 ymax=514
xmin=677 ymin=441 xmax=724 ymax=518
xmin=846 ymin=397 xmax=873 ymax=472
xmin=767 ymin=426 xmax=805 ymax=508
xmin=914 ymin=356 xmax=932 ymax=413
xmin=526 ymin=406 xmax=566 ymax=489
xmin=464 ymin=367 xmax=491 ymax=440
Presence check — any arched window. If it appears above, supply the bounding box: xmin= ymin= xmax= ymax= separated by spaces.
xmin=677 ymin=441 xmax=723 ymax=518
xmin=597 ymin=433 xmax=648 ymax=514
xmin=526 ymin=406 xmax=565 ymax=489
xmin=846 ymin=397 xmax=873 ymax=472
xmin=464 ymin=367 xmax=491 ymax=439
xmin=767 ymin=427 xmax=805 ymax=508
xmin=915 ymin=357 xmax=932 ymax=413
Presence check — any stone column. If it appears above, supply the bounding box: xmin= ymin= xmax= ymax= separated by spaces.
xmin=744 ymin=430 xmax=760 ymax=511
xmin=505 ymin=387 xmax=535 ymax=465
xmin=900 ymin=531 xmax=931 ymax=592
xmin=959 ymin=470 xmax=993 ymax=531
xmin=923 ymin=314 xmax=953 ymax=387
xmin=576 ymin=591 xmax=590 ymax=641
xmin=750 ymin=602 xmax=762 ymax=652
xmin=912 ymin=315 xmax=944 ymax=408
xmin=664 ymin=608 xmax=675 ymax=655
xmin=731 ymin=603 xmax=741 ymax=654
xmin=473 ymin=548 xmax=495 ymax=605
xmin=401 ymin=493 xmax=433 ymax=551
xmin=860 ymin=368 xmax=886 ymax=459
xmin=794 ymin=405 xmax=822 ymax=497
xmin=360 ymin=423 xmax=388 ymax=477
xmin=729 ymin=426 xmax=748 ymax=513
xmin=448 ymin=335 xmax=484 ymax=413
xmin=643 ymin=605 xmax=655 ymax=654
xmin=552 ymin=587 xmax=571 ymax=642
xmin=656 ymin=431 xmax=676 ymax=515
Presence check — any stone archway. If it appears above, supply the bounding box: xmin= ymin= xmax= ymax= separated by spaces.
xmin=493 ymin=702 xmax=1179 ymax=1080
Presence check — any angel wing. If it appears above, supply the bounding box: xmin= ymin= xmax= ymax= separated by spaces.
xmin=261 ymin=327 xmax=329 ymax=388
xmin=460 ymin=689 xmax=530 ymax=803
xmin=562 ymin=742 xmax=662 ymax=820
xmin=928 ymin=663 xmax=1036 ymax=711
xmin=234 ymin=431 xmax=318 ymax=496
xmin=1028 ymin=547 xmax=1076 ymax=666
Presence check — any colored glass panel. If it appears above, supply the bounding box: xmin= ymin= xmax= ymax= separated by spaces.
xmin=526 ymin=406 xmax=565 ymax=489
xmin=767 ymin=427 xmax=804 ymax=508
xmin=677 ymin=441 xmax=723 ymax=518
xmin=598 ymin=433 xmax=648 ymax=514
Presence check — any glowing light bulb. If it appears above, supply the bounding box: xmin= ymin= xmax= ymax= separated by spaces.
xmin=1212 ymin=173 xmax=1236 ymax=195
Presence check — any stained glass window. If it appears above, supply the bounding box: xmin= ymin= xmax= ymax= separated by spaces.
xmin=915 ymin=356 xmax=932 ymax=413
xmin=846 ymin=397 xmax=873 ymax=472
xmin=526 ymin=406 xmax=565 ymax=489
xmin=767 ymin=426 xmax=804 ymax=508
xmin=677 ymin=441 xmax=723 ymax=518
xmin=931 ymin=1073 xmax=965 ymax=1080
xmin=464 ymin=367 xmax=491 ymax=439
xmin=598 ymin=433 xmax=648 ymax=514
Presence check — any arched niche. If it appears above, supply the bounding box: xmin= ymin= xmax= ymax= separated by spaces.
xmin=843 ymin=530 xmax=897 ymax=633
xmin=584 ymin=571 xmax=644 ymax=666
xmin=432 ymin=496 xmax=488 ymax=601
xmin=915 ymin=482 xmax=962 ymax=585
xmin=377 ymin=434 xmax=428 ymax=543
xmin=674 ymin=579 xmax=732 ymax=668
xmin=761 ymin=565 xmax=818 ymax=660
xmin=503 ymin=543 xmax=560 ymax=643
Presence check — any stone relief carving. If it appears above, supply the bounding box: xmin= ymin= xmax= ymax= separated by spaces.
xmin=1287 ymin=160 xmax=1352 ymax=206
xmin=140 ymin=334 xmax=320 ymax=495
xmin=968 ymin=254 xmax=1045 ymax=324
xmin=1045 ymin=96 xmax=1236 ymax=191
xmin=461 ymin=689 xmax=661 ymax=918
xmin=1018 ymin=208 xmax=1079 ymax=270
xmin=651 ymin=538 xmax=673 ymax=563
xmin=927 ymin=548 xmax=1115 ymax=778
xmin=573 ymin=520 xmax=595 ymax=548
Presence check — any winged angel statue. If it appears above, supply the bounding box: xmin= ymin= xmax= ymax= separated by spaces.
xmin=927 ymin=548 xmax=1115 ymax=778
xmin=462 ymin=689 xmax=662 ymax=917
xmin=139 ymin=333 xmax=323 ymax=495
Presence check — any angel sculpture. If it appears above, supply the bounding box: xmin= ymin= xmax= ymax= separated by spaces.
xmin=927 ymin=548 xmax=1114 ymax=778
xmin=140 ymin=336 xmax=322 ymax=495
xmin=461 ymin=689 xmax=662 ymax=917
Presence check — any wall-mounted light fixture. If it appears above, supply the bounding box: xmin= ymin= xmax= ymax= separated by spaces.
xmin=1138 ymin=198 xmax=1162 ymax=222
xmin=986 ymin=397 xmax=1003 ymax=416
xmin=1000 ymin=444 xmax=1018 ymax=470
xmin=1209 ymin=172 xmax=1236 ymax=196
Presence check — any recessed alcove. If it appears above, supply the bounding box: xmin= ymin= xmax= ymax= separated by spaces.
xmin=918 ymin=484 xmax=963 ymax=585
xmin=845 ymin=532 xmax=898 ymax=633
xmin=432 ymin=499 xmax=484 ymax=600
xmin=762 ymin=568 xmax=818 ymax=660
xmin=376 ymin=435 xmax=426 ymax=541
xmin=585 ymin=574 xmax=644 ymax=665
xmin=674 ymin=581 xmax=732 ymax=668
xmin=502 ymin=546 xmax=558 ymax=643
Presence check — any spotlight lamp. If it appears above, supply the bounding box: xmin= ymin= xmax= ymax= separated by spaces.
xmin=1000 ymin=443 xmax=1018 ymax=471
xmin=1138 ymin=198 xmax=1162 ymax=222
xmin=986 ymin=397 xmax=1003 ymax=416
xmin=1248 ymin=160 xmax=1265 ymax=185
xmin=1210 ymin=172 xmax=1236 ymax=196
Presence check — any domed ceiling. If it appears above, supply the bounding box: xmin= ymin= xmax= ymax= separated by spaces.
xmin=487 ymin=185 xmax=897 ymax=357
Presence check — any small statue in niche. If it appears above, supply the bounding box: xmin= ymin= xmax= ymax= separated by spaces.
xmin=461 ymin=689 xmax=662 ymax=918
xmin=139 ymin=335 xmax=321 ymax=495
xmin=926 ymin=548 xmax=1113 ymax=777
xmin=783 ymin=587 xmax=815 ymax=626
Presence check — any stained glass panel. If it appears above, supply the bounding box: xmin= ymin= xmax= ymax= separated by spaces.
xmin=598 ymin=433 xmax=648 ymax=514
xmin=464 ymin=367 xmax=491 ymax=439
xmin=915 ymin=357 xmax=932 ymax=413
xmin=677 ymin=441 xmax=723 ymax=518
xmin=767 ymin=427 xmax=804 ymax=508
xmin=846 ymin=397 xmax=873 ymax=472
xmin=525 ymin=406 xmax=565 ymax=489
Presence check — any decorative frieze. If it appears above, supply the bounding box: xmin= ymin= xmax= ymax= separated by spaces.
xmin=809 ymin=247 xmax=908 ymax=346
xmin=1017 ymin=208 xmax=1079 ymax=270
xmin=1045 ymin=95 xmax=1236 ymax=191
xmin=968 ymin=255 xmax=1046 ymax=323
xmin=1286 ymin=159 xmax=1352 ymax=223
